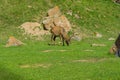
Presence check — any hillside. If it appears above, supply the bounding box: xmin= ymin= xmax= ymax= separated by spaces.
xmin=0 ymin=0 xmax=120 ymax=42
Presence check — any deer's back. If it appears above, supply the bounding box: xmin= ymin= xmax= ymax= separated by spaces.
xmin=51 ymin=26 xmax=65 ymax=36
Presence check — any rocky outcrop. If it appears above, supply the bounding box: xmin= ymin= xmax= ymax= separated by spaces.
xmin=20 ymin=22 xmax=50 ymax=40
xmin=43 ymin=6 xmax=71 ymax=33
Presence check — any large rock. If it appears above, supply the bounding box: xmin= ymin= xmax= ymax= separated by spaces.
xmin=20 ymin=22 xmax=41 ymax=35
xmin=20 ymin=22 xmax=50 ymax=37
xmin=47 ymin=6 xmax=61 ymax=17
xmin=53 ymin=15 xmax=71 ymax=32
xmin=43 ymin=6 xmax=71 ymax=32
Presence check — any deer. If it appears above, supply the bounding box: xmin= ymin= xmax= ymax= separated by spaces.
xmin=50 ymin=25 xmax=71 ymax=46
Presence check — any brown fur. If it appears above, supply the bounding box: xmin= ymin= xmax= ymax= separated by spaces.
xmin=50 ymin=26 xmax=70 ymax=46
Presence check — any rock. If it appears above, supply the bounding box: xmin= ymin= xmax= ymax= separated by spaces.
xmin=20 ymin=22 xmax=41 ymax=35
xmin=94 ymin=32 xmax=102 ymax=38
xmin=21 ymin=22 xmax=41 ymax=29
xmin=74 ymin=14 xmax=80 ymax=19
xmin=47 ymin=6 xmax=61 ymax=17
xmin=43 ymin=6 xmax=71 ymax=33
xmin=20 ymin=22 xmax=50 ymax=37
xmin=53 ymin=15 xmax=71 ymax=32
xmin=86 ymin=8 xmax=94 ymax=12
xmin=66 ymin=10 xmax=73 ymax=16
xmin=109 ymin=44 xmax=117 ymax=55
xmin=28 ymin=5 xmax=32 ymax=8
xmin=71 ymin=35 xmax=82 ymax=41
xmin=5 ymin=36 xmax=25 ymax=47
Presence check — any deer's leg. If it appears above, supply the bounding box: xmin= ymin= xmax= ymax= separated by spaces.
xmin=58 ymin=35 xmax=62 ymax=45
xmin=62 ymin=36 xmax=65 ymax=46
xmin=59 ymin=35 xmax=62 ymax=41
xmin=53 ymin=36 xmax=56 ymax=45
xmin=66 ymin=40 xmax=69 ymax=46
xmin=51 ymin=34 xmax=54 ymax=44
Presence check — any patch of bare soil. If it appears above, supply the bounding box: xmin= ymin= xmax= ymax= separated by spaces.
xmin=83 ymin=49 xmax=94 ymax=52
xmin=42 ymin=49 xmax=68 ymax=53
xmin=42 ymin=50 xmax=54 ymax=52
xmin=91 ymin=43 xmax=106 ymax=47
xmin=20 ymin=63 xmax=52 ymax=68
xmin=72 ymin=58 xmax=107 ymax=63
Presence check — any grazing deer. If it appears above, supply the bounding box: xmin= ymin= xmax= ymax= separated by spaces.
xmin=50 ymin=26 xmax=71 ymax=46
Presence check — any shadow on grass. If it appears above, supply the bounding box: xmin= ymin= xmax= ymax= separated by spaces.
xmin=0 ymin=66 xmax=24 ymax=80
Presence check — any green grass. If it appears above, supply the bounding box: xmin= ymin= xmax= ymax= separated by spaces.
xmin=0 ymin=40 xmax=120 ymax=80
xmin=0 ymin=0 xmax=120 ymax=80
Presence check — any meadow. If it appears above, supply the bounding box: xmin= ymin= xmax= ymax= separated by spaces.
xmin=0 ymin=39 xmax=120 ymax=80
xmin=0 ymin=0 xmax=120 ymax=80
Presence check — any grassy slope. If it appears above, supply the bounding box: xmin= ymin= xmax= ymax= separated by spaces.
xmin=0 ymin=0 xmax=120 ymax=40
xmin=0 ymin=0 xmax=120 ymax=80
